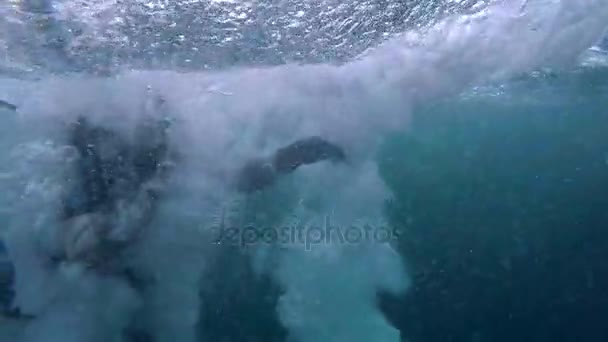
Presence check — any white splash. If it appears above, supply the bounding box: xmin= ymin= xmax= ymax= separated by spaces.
xmin=0 ymin=0 xmax=607 ymax=341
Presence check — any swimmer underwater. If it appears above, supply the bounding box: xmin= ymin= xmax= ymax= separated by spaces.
xmin=0 ymin=98 xmax=347 ymax=339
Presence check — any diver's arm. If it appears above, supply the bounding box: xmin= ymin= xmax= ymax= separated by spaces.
xmin=235 ymin=136 xmax=346 ymax=193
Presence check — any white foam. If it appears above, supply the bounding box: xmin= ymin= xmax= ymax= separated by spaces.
xmin=1 ymin=0 xmax=607 ymax=341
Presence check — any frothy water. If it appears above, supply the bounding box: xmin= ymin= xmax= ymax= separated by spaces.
xmin=1 ymin=1 xmax=607 ymax=341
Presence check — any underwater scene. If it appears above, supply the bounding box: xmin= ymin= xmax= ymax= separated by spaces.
xmin=1 ymin=0 xmax=608 ymax=341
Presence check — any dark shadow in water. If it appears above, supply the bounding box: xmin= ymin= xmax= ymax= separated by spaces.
xmin=198 ymin=244 xmax=287 ymax=342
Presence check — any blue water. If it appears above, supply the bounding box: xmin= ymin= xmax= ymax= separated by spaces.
xmin=194 ymin=67 xmax=608 ymax=342
xmin=1 ymin=1 xmax=608 ymax=342
xmin=378 ymin=68 xmax=608 ymax=342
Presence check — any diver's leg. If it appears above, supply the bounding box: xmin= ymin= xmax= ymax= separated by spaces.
xmin=235 ymin=136 xmax=346 ymax=193
xmin=0 ymin=100 xmax=17 ymax=112
xmin=129 ymin=222 xmax=204 ymax=342
xmin=273 ymin=136 xmax=346 ymax=174
xmin=138 ymin=266 xmax=201 ymax=342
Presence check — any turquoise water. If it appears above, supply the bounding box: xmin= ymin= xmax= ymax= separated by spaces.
xmin=378 ymin=68 xmax=608 ymax=341
xmin=195 ymin=67 xmax=608 ymax=342
xmin=1 ymin=1 xmax=608 ymax=342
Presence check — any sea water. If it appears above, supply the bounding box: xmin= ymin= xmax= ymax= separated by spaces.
xmin=1 ymin=1 xmax=608 ymax=341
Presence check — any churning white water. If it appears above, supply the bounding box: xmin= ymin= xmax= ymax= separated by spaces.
xmin=1 ymin=1 xmax=607 ymax=341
